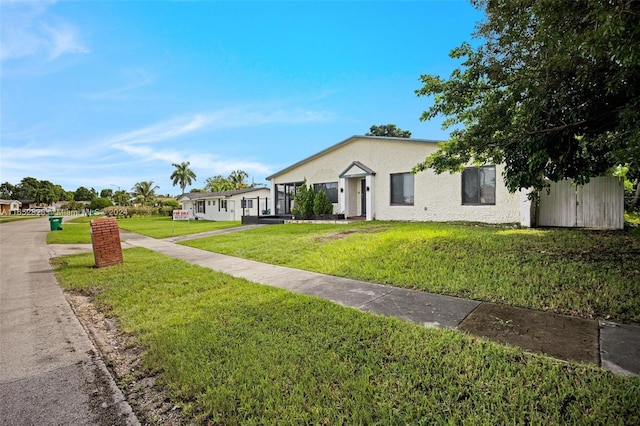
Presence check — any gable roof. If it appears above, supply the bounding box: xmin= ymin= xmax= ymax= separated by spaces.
xmin=339 ymin=161 xmax=376 ymax=178
xmin=266 ymin=135 xmax=441 ymax=180
xmin=178 ymin=187 xmax=269 ymax=201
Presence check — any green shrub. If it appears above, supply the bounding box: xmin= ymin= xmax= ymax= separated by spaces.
xmin=157 ymin=206 xmax=175 ymax=216
xmin=89 ymin=197 xmax=114 ymax=210
xmin=313 ymin=190 xmax=333 ymax=215
xmin=162 ymin=200 xmax=181 ymax=209
xmin=292 ymin=181 xmax=315 ymax=219
xmin=60 ymin=201 xmax=86 ymax=210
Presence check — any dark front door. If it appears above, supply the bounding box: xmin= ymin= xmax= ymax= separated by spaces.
xmin=360 ymin=179 xmax=366 ymax=216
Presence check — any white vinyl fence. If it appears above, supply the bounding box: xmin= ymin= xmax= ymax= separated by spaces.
xmin=536 ymin=177 xmax=624 ymax=229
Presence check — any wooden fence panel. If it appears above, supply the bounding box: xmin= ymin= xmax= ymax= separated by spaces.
xmin=537 ymin=180 xmax=577 ymax=227
xmin=577 ymin=177 xmax=624 ymax=229
xmin=537 ymin=177 xmax=623 ymax=229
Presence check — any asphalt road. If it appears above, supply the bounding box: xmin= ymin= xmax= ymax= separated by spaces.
xmin=0 ymin=217 xmax=137 ymax=426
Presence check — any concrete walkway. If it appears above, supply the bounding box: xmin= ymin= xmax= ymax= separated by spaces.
xmin=0 ymin=218 xmax=139 ymax=426
xmin=50 ymin=225 xmax=639 ymax=376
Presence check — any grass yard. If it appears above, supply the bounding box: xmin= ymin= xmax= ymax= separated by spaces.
xmin=52 ymin=248 xmax=640 ymax=425
xmin=181 ymin=222 xmax=640 ymax=323
xmin=46 ymin=215 xmax=241 ymax=243
xmin=46 ymin=221 xmax=92 ymax=244
xmin=111 ymin=216 xmax=241 ymax=239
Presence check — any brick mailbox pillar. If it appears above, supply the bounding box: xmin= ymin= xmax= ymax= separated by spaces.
xmin=90 ymin=217 xmax=123 ymax=268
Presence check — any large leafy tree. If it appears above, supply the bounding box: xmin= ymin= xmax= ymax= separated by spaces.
xmin=366 ymin=124 xmax=411 ymax=138
xmin=414 ymin=0 xmax=640 ymax=195
xmin=100 ymin=189 xmax=113 ymax=199
xmin=74 ymin=186 xmax=96 ymax=201
xmin=12 ymin=177 xmax=40 ymax=199
xmin=33 ymin=181 xmax=59 ymax=205
xmin=0 ymin=182 xmax=15 ymax=199
xmin=8 ymin=177 xmax=67 ymax=203
xmin=131 ymin=181 xmax=159 ymax=205
xmin=170 ymin=161 xmax=197 ymax=196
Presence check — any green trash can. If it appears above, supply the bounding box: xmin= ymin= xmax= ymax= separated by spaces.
xmin=49 ymin=216 xmax=63 ymax=231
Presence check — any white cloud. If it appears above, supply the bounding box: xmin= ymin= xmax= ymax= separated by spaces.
xmin=43 ymin=22 xmax=89 ymax=60
xmin=107 ymin=114 xmax=213 ymax=147
xmin=0 ymin=1 xmax=88 ymax=63
xmin=0 ymin=103 xmax=329 ymax=192
xmin=1 ymin=145 xmax=60 ymax=161
xmin=106 ymin=105 xmax=333 ymax=148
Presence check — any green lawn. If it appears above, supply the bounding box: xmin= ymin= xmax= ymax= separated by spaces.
xmin=181 ymin=222 xmax=640 ymax=322
xmin=52 ymin=248 xmax=640 ymax=425
xmin=113 ymin=216 xmax=241 ymax=239
xmin=47 ymin=216 xmax=242 ymax=243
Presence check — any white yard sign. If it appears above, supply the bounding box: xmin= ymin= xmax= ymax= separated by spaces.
xmin=172 ymin=210 xmax=190 ymax=221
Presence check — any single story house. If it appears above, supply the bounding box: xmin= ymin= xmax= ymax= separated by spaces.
xmin=18 ymin=200 xmax=38 ymax=211
xmin=178 ymin=187 xmax=271 ymax=221
xmin=266 ymin=135 xmax=532 ymax=226
xmin=0 ymin=199 xmax=22 ymax=215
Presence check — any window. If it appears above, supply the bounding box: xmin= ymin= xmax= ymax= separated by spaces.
xmin=242 ymin=199 xmax=254 ymax=208
xmin=196 ymin=200 xmax=206 ymax=213
xmin=462 ymin=166 xmax=496 ymax=205
xmin=390 ymin=173 xmax=414 ymax=205
xmin=275 ymin=182 xmax=304 ymax=214
xmin=313 ymin=182 xmax=338 ymax=203
xmin=219 ymin=200 xmax=228 ymax=211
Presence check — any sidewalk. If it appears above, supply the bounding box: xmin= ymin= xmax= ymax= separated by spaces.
xmin=49 ymin=228 xmax=640 ymax=377
xmin=1 ymin=218 xmax=139 ymax=426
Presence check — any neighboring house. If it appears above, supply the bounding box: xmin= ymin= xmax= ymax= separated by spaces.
xmin=18 ymin=200 xmax=38 ymax=211
xmin=178 ymin=187 xmax=271 ymax=221
xmin=0 ymin=200 xmax=22 ymax=215
xmin=266 ymin=135 xmax=532 ymax=226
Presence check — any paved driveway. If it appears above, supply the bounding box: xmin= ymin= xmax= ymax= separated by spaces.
xmin=0 ymin=218 xmax=137 ymax=425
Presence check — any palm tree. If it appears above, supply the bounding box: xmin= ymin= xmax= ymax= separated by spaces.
xmin=228 ymin=170 xmax=249 ymax=190
xmin=170 ymin=161 xmax=197 ymax=196
xmin=131 ymin=181 xmax=159 ymax=205
xmin=204 ymin=175 xmax=234 ymax=192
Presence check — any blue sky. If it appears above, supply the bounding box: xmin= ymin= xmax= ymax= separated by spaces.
xmin=1 ymin=0 xmax=482 ymax=196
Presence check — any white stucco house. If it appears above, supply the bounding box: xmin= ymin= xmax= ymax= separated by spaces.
xmin=266 ymin=136 xmax=533 ymax=226
xmin=178 ymin=188 xmax=271 ymax=221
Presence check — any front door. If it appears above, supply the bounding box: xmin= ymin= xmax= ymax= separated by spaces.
xmin=360 ymin=179 xmax=366 ymax=216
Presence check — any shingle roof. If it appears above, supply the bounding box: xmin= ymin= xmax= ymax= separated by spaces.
xmin=178 ymin=187 xmax=269 ymax=201
xmin=266 ymin=135 xmax=440 ymax=180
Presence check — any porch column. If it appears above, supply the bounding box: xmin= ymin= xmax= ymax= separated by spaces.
xmin=269 ymin=185 xmax=276 ymax=215
xmin=365 ymin=174 xmax=374 ymax=221
xmin=339 ymin=177 xmax=347 ymax=217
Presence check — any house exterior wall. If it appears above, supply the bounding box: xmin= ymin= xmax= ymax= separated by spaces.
xmin=179 ymin=189 xmax=271 ymax=221
xmin=269 ymin=137 xmax=529 ymax=225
